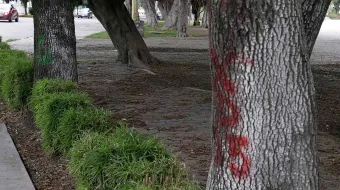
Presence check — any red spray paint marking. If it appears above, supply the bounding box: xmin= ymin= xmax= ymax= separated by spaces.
xmin=211 ymin=49 xmax=252 ymax=179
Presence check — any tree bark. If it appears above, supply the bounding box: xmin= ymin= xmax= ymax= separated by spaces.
xmin=86 ymin=0 xmax=157 ymax=70
xmin=206 ymin=0 xmax=330 ymax=189
xmin=162 ymin=0 xmax=179 ymax=30
xmin=141 ymin=0 xmax=158 ymax=27
xmin=33 ymin=0 xmax=77 ymax=82
xmin=176 ymin=0 xmax=189 ymax=37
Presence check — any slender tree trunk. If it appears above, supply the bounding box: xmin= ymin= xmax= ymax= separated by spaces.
xmin=86 ymin=0 xmax=157 ymax=70
xmin=176 ymin=0 xmax=188 ymax=37
xmin=132 ymin=0 xmax=140 ymax=21
xmin=162 ymin=0 xmax=179 ymax=30
xmin=206 ymin=0 xmax=331 ymax=189
xmin=33 ymin=0 xmax=77 ymax=82
xmin=201 ymin=6 xmax=208 ymax=28
xmin=192 ymin=4 xmax=201 ymax=26
xmin=141 ymin=0 xmax=158 ymax=27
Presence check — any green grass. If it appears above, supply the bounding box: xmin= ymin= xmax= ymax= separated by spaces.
xmin=0 ymin=49 xmax=33 ymax=108
xmin=68 ymin=125 xmax=200 ymax=190
xmin=87 ymin=21 xmax=177 ymax=38
xmin=34 ymin=92 xmax=93 ymax=153
xmin=30 ymin=78 xmax=78 ymax=111
xmin=57 ymin=107 xmax=115 ymax=154
xmin=0 ymin=42 xmax=10 ymax=50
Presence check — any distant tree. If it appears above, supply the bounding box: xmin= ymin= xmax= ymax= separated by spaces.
xmin=85 ymin=0 xmax=157 ymax=70
xmin=206 ymin=0 xmax=331 ymax=189
xmin=140 ymin=0 xmax=158 ymax=27
xmin=20 ymin=0 xmax=29 ymax=15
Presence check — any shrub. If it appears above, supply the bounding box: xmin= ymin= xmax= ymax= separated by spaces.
xmin=34 ymin=92 xmax=92 ymax=153
xmin=1 ymin=59 xmax=33 ymax=108
xmin=30 ymin=78 xmax=77 ymax=112
xmin=0 ymin=42 xmax=10 ymax=50
xmin=56 ymin=107 xmax=114 ymax=154
xmin=0 ymin=50 xmax=33 ymax=108
xmin=68 ymin=125 xmax=200 ymax=190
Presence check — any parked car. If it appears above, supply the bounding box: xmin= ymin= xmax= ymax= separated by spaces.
xmin=0 ymin=4 xmax=19 ymax=22
xmin=78 ymin=8 xmax=92 ymax=19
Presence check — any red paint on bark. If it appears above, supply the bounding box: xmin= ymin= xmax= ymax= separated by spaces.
xmin=211 ymin=49 xmax=252 ymax=179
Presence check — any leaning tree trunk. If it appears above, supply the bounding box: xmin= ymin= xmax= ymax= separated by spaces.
xmin=162 ymin=0 xmax=179 ymax=30
xmin=33 ymin=0 xmax=77 ymax=82
xmin=86 ymin=0 xmax=157 ymax=70
xmin=141 ymin=0 xmax=158 ymax=27
xmin=176 ymin=0 xmax=188 ymax=37
xmin=206 ymin=0 xmax=331 ymax=189
xmin=201 ymin=6 xmax=208 ymax=28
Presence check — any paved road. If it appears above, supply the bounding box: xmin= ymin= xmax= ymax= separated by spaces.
xmin=0 ymin=17 xmax=105 ymax=41
xmin=1 ymin=17 xmax=340 ymax=64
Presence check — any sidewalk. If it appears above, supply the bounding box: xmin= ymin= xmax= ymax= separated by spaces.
xmin=0 ymin=123 xmax=35 ymax=190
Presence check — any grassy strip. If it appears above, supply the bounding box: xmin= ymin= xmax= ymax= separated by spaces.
xmin=1 ymin=42 xmax=200 ymax=189
xmin=88 ymin=21 xmax=177 ymax=38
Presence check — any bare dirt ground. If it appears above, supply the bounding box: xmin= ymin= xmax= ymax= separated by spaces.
xmin=1 ymin=37 xmax=340 ymax=190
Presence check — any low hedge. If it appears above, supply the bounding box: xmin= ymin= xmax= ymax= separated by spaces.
xmin=68 ymin=125 xmax=199 ymax=190
xmin=0 ymin=45 xmax=199 ymax=189
xmin=57 ymin=107 xmax=114 ymax=154
xmin=0 ymin=49 xmax=33 ymax=108
xmin=34 ymin=92 xmax=93 ymax=153
xmin=30 ymin=78 xmax=78 ymax=112
xmin=0 ymin=42 xmax=10 ymax=50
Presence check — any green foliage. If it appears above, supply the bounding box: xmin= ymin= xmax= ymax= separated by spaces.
xmin=0 ymin=42 xmax=10 ymax=50
xmin=0 ymin=50 xmax=33 ymax=109
xmin=34 ymin=92 xmax=92 ymax=153
xmin=56 ymin=107 xmax=114 ymax=153
xmin=1 ymin=59 xmax=33 ymax=109
xmin=68 ymin=125 xmax=200 ymax=190
xmin=30 ymin=78 xmax=77 ymax=112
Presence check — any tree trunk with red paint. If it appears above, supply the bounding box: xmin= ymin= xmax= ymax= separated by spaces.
xmin=33 ymin=0 xmax=77 ymax=82
xmin=206 ymin=0 xmax=331 ymax=189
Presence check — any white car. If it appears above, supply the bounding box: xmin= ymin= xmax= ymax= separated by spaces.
xmin=78 ymin=8 xmax=93 ymax=19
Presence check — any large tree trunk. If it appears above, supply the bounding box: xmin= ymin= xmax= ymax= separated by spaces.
xmin=201 ymin=6 xmax=208 ymax=28
xmin=86 ymin=0 xmax=157 ymax=70
xmin=206 ymin=0 xmax=331 ymax=189
xmin=33 ymin=0 xmax=77 ymax=82
xmin=176 ymin=0 xmax=188 ymax=37
xmin=141 ymin=0 xmax=158 ymax=27
xmin=162 ymin=0 xmax=179 ymax=30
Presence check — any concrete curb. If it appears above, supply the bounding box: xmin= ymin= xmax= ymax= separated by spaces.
xmin=0 ymin=123 xmax=35 ymax=190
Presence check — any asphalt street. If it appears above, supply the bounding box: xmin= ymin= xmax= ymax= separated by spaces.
xmin=0 ymin=17 xmax=105 ymax=41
